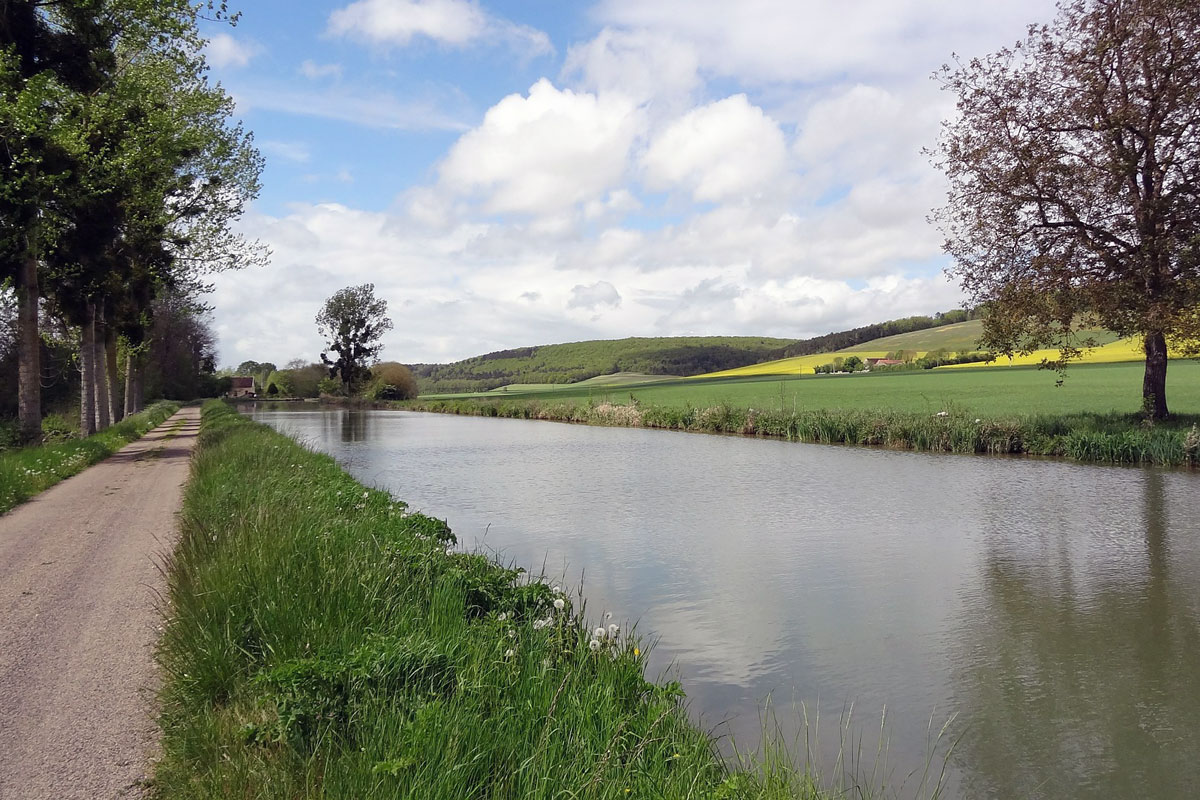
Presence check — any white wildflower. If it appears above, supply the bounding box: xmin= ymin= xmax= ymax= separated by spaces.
xmin=497 ymin=612 xmax=508 ymax=621
xmin=533 ymin=618 xmax=548 ymax=630
xmin=589 ymin=639 xmax=601 ymax=651
xmin=974 ymin=418 xmax=982 ymax=423
xmin=504 ymin=648 xmax=514 ymax=658
xmin=604 ymin=612 xmax=612 ymax=620
xmin=552 ymin=585 xmax=562 ymax=594
xmin=508 ymin=629 xmax=516 ymax=638
xmin=594 ymin=627 xmax=607 ymax=639
xmin=607 ymin=623 xmax=619 ymax=638
xmin=553 ymin=598 xmax=565 ymax=611
xmin=362 ymin=491 xmax=369 ymax=498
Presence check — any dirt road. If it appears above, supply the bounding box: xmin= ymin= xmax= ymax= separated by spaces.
xmin=0 ymin=407 xmax=201 ymax=800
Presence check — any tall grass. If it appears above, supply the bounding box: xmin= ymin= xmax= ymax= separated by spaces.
xmin=400 ymin=398 xmax=1200 ymax=468
xmin=0 ymin=401 xmax=179 ymax=514
xmin=156 ymin=402 xmax=948 ymax=799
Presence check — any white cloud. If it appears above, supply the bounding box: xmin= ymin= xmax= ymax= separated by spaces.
xmin=561 ymin=28 xmax=700 ymax=105
xmin=568 ymin=281 xmax=622 ymax=311
xmin=328 ymin=0 xmax=553 ymax=57
xmin=438 ymin=79 xmax=642 ymax=216
xmin=203 ymin=33 xmax=262 ymax=69
xmin=593 ymin=0 xmax=1054 ymax=84
xmin=230 ymin=83 xmax=470 ymax=131
xmin=261 ymin=140 xmax=312 ymax=164
xmin=641 ymin=95 xmax=788 ymax=202
xmin=299 ymin=59 xmax=343 ymax=79
xmin=208 ymin=4 xmax=1061 ymax=367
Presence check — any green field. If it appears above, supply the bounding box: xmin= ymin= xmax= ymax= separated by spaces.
xmin=425 ymin=361 xmax=1200 ymax=419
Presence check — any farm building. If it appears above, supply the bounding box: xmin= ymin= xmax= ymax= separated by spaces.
xmin=865 ymin=358 xmax=905 ymax=367
xmin=228 ymin=376 xmax=255 ymax=397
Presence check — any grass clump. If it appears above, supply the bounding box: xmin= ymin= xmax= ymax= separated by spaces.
xmin=159 ymin=402 xmax=894 ymax=799
xmin=0 ymin=401 xmax=179 ymax=513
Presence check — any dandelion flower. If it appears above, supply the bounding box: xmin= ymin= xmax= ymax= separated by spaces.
xmin=589 ymin=639 xmax=601 ymax=651
xmin=508 ymin=629 xmax=516 ymax=638
xmin=605 ymin=612 xmax=612 ymax=620
xmin=594 ymin=627 xmax=607 ymax=639
xmin=504 ymin=648 xmax=514 ymax=658
xmin=533 ymin=618 xmax=550 ymax=630
xmin=362 ymin=491 xmax=369 ymax=497
xmin=553 ymin=598 xmax=565 ymax=611
xmin=608 ymin=623 xmax=619 ymax=638
xmin=633 ymin=647 xmax=640 ymax=657
xmin=497 ymin=612 xmax=508 ymax=621
xmin=552 ymin=585 xmax=562 ymax=594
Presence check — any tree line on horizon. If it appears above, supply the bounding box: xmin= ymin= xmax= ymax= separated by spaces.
xmin=1 ymin=0 xmax=264 ymax=443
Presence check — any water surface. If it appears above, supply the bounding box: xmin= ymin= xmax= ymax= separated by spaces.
xmin=248 ymin=406 xmax=1200 ymax=799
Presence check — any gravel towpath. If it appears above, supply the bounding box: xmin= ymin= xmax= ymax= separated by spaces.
xmin=0 ymin=406 xmax=201 ymax=800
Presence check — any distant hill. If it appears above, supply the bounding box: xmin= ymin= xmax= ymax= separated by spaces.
xmin=409 ymin=337 xmax=795 ymax=394
xmin=409 ymin=309 xmax=982 ymax=393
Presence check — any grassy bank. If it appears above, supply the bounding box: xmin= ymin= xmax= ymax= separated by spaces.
xmin=400 ymin=395 xmax=1200 ymax=468
xmin=0 ymin=401 xmax=179 ymax=514
xmin=159 ymin=401 xmax=875 ymax=798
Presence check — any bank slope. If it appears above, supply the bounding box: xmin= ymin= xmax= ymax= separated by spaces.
xmin=156 ymin=402 xmax=845 ymax=799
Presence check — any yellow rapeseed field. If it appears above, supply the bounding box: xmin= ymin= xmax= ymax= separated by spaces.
xmin=702 ymin=337 xmax=1179 ymax=378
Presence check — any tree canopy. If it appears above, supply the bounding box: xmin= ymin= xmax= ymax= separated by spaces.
xmin=316 ymin=284 xmax=393 ymax=394
xmin=933 ymin=0 xmax=1200 ymax=419
xmin=1 ymin=0 xmax=262 ymax=439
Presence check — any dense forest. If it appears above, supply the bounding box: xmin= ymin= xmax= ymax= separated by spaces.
xmin=410 ymin=309 xmax=980 ymax=393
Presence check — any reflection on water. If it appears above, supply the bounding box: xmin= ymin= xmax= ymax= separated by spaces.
xmin=951 ymin=469 xmax=1200 ymax=798
xmin=247 ymin=406 xmax=1200 ymax=799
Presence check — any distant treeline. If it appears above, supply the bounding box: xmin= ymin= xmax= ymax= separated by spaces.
xmin=410 ymin=309 xmax=980 ymax=393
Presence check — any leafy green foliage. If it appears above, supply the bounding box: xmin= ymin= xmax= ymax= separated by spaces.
xmin=317 ymin=284 xmax=393 ymax=393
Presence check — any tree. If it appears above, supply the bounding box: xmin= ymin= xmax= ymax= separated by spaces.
xmin=316 ymin=284 xmax=393 ymax=394
xmin=932 ymin=0 xmax=1200 ymax=419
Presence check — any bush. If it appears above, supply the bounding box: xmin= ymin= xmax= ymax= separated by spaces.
xmin=367 ymin=361 xmax=418 ymax=400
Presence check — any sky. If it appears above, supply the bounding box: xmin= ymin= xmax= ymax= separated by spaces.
xmin=201 ymin=0 xmax=1059 ymax=368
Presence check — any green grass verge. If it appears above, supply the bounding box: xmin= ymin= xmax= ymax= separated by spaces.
xmin=402 ymin=375 xmax=1200 ymax=468
xmin=0 ymin=401 xmax=179 ymax=514
xmin=157 ymin=402 xmax=891 ymax=799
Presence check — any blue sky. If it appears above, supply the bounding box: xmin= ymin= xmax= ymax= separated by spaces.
xmin=202 ymin=0 xmax=1058 ymax=367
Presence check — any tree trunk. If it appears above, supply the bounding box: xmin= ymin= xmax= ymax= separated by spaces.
xmin=124 ymin=352 xmax=136 ymax=417
xmin=106 ymin=330 xmax=122 ymax=423
xmin=16 ymin=251 xmax=41 ymax=443
xmin=80 ymin=305 xmax=96 ymax=436
xmin=94 ymin=308 xmax=110 ymax=430
xmin=1143 ymin=331 xmax=1169 ymax=420
xmin=133 ymin=360 xmax=144 ymax=413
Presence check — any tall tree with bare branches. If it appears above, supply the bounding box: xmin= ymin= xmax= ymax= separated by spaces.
xmin=933 ymin=0 xmax=1200 ymax=419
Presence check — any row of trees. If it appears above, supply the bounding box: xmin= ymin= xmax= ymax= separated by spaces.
xmin=2 ymin=0 xmax=264 ymax=442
